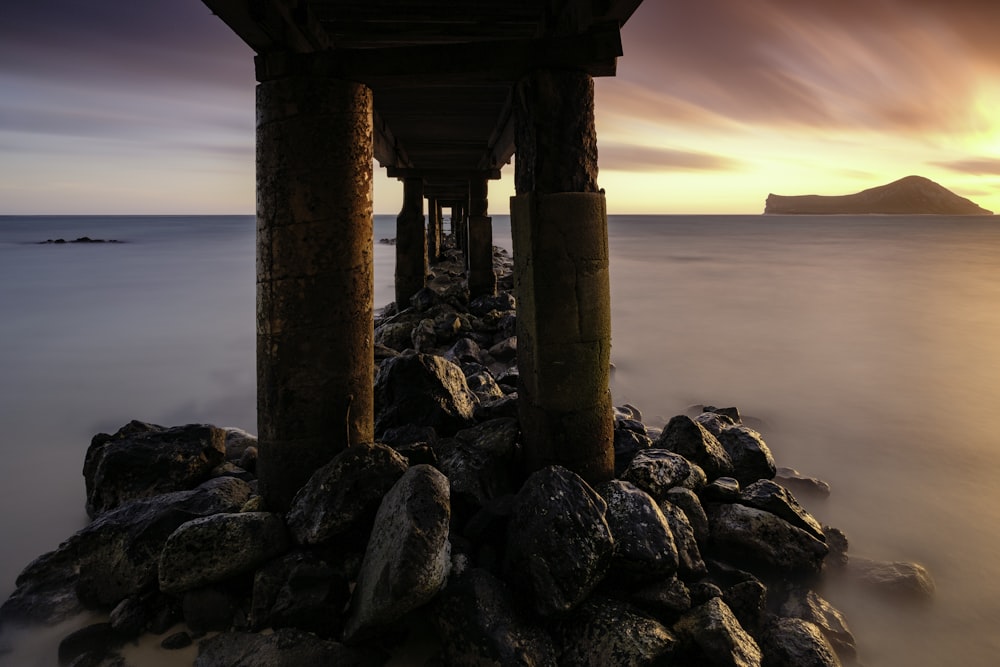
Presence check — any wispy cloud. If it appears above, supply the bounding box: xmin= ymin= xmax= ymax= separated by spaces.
xmin=599 ymin=143 xmax=742 ymax=173
xmin=931 ymin=158 xmax=1000 ymax=176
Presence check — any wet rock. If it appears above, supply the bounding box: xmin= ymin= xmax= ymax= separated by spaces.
xmin=285 ymin=442 xmax=408 ymax=545
xmin=656 ymin=415 xmax=734 ymax=480
xmin=466 ymin=371 xmax=505 ymax=401
xmin=445 ymin=337 xmax=483 ymax=365
xmin=194 ymin=628 xmax=385 ymax=667
xmin=688 ymin=581 xmax=724 ymax=606
xmin=474 ymin=392 xmax=520 ymax=421
xmin=551 ymin=596 xmax=677 ymax=667
xmin=762 ymin=617 xmax=841 ymax=667
xmin=775 ymin=467 xmax=831 ymax=498
xmin=823 ymin=527 xmax=849 ymax=569
xmin=658 ymin=499 xmax=707 ymax=579
xmin=694 ymin=411 xmax=736 ymax=437
xmin=487 ymin=336 xmax=517 ymax=362
xmin=505 ymin=466 xmax=614 ymax=617
xmin=779 ymin=589 xmax=856 ymax=662
xmin=716 ymin=425 xmax=777 ymax=486
xmin=374 ymin=353 xmax=478 ymax=437
xmin=702 ymin=476 xmax=741 ymax=502
xmin=0 ymin=477 xmax=251 ymax=623
xmin=621 ymin=449 xmax=692 ymax=501
xmin=224 ymin=428 xmax=257 ymax=463
xmin=161 ymin=632 xmax=193 ymax=650
xmin=58 ymin=623 xmax=120 ymax=666
xmin=183 ymin=587 xmax=237 ymax=635
xmin=412 ymin=318 xmax=437 ymax=352
xmin=674 ymin=597 xmax=762 ymax=667
xmin=374 ymin=320 xmax=415 ymax=351
xmin=250 ymin=552 xmax=350 ymax=637
xmin=707 ymin=503 xmax=829 ymax=575
xmin=722 ymin=578 xmax=768 ymax=636
xmin=344 ymin=464 xmax=451 ymax=642
xmin=847 ymin=557 xmax=935 ymax=598
xmin=739 ymin=480 xmax=825 ymax=541
xmin=432 ymin=568 xmax=557 ymax=666
xmin=663 ymin=487 xmax=710 ymax=547
xmin=83 ymin=421 xmax=227 ymax=518
xmin=469 ymin=291 xmax=516 ymax=316
xmin=158 ymin=512 xmax=289 ymax=594
xmin=628 ymin=576 xmax=692 ymax=622
xmin=598 ymin=480 xmax=679 ymax=584
xmin=410 ymin=286 xmax=440 ymax=312
xmin=437 ymin=418 xmax=520 ymax=517
xmin=108 ymin=595 xmax=151 ymax=638
xmin=613 ymin=427 xmax=653 ymax=477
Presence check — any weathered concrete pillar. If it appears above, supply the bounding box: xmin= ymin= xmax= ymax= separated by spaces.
xmin=455 ymin=203 xmax=468 ymax=258
xmin=395 ymin=177 xmax=427 ymax=307
xmin=256 ymin=73 xmax=374 ymax=510
xmin=468 ymin=177 xmax=497 ymax=297
xmin=511 ymin=68 xmax=613 ymax=483
xmin=426 ymin=197 xmax=441 ymax=262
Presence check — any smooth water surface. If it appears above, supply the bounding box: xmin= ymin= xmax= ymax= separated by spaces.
xmin=2 ymin=213 xmax=999 ymax=666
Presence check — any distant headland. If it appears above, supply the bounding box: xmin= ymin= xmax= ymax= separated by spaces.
xmin=764 ymin=175 xmax=993 ymax=215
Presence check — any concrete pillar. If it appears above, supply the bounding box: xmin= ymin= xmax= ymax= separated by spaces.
xmin=395 ymin=177 xmax=427 ymax=307
xmin=468 ymin=177 xmax=497 ymax=297
xmin=455 ymin=203 xmax=468 ymax=259
xmin=511 ymin=69 xmax=613 ymax=483
xmin=256 ymin=73 xmax=375 ymax=510
xmin=427 ymin=197 xmax=441 ymax=262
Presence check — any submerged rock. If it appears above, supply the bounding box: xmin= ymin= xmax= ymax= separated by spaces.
xmin=847 ymin=556 xmax=935 ymax=598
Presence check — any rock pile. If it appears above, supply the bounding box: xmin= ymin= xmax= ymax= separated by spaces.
xmin=0 ymin=243 xmax=930 ymax=666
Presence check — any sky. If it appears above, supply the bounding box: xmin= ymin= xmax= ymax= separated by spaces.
xmin=1 ymin=0 xmax=999 ymax=215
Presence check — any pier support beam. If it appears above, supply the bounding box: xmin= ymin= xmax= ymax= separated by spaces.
xmin=468 ymin=177 xmax=496 ymax=297
xmin=511 ymin=68 xmax=613 ymax=483
xmin=427 ymin=197 xmax=441 ymax=262
xmin=256 ymin=73 xmax=375 ymax=510
xmin=395 ymin=177 xmax=427 ymax=307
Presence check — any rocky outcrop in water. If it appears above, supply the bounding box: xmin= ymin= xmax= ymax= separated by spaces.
xmin=0 ymin=241 xmax=933 ymax=666
xmin=765 ymin=175 xmax=993 ymax=215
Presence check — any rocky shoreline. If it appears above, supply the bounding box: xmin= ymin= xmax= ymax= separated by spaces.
xmin=0 ymin=241 xmax=933 ymax=666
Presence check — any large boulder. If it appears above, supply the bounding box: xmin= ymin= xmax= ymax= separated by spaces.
xmin=739 ymin=480 xmax=824 ymax=541
xmin=432 ymin=567 xmax=558 ymax=666
xmin=621 ymin=450 xmax=692 ymax=501
xmin=194 ymin=629 xmax=385 ymax=667
xmin=374 ymin=353 xmax=478 ymax=437
xmin=761 ymin=618 xmax=842 ymax=667
xmin=343 ymin=464 xmax=452 ymax=642
xmin=285 ymin=443 xmax=409 ymax=546
xmin=656 ymin=415 xmax=733 ymax=480
xmin=505 ymin=466 xmax=614 ymax=617
xmin=83 ymin=421 xmax=227 ymax=518
xmin=715 ymin=425 xmax=777 ymax=486
xmin=597 ymin=480 xmax=679 ymax=585
xmin=551 ymin=597 xmax=678 ymax=667
xmin=674 ymin=597 xmax=762 ymax=667
xmin=779 ymin=590 xmax=856 ymax=663
xmin=706 ymin=503 xmax=828 ymax=575
xmin=158 ymin=512 xmax=289 ymax=594
xmin=0 ymin=477 xmax=251 ymax=623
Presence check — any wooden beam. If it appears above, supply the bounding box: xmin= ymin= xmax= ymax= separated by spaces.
xmin=385 ymin=167 xmax=501 ymax=181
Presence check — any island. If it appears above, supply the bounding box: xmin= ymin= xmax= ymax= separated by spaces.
xmin=764 ymin=175 xmax=993 ymax=215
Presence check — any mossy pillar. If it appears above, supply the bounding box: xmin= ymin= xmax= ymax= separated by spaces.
xmin=427 ymin=197 xmax=441 ymax=262
xmin=395 ymin=177 xmax=427 ymax=307
xmin=256 ymin=72 xmax=374 ymax=510
xmin=468 ymin=177 xmax=497 ymax=297
xmin=511 ymin=68 xmax=613 ymax=483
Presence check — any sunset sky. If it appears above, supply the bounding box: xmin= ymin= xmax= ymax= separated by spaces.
xmin=2 ymin=0 xmax=999 ymax=215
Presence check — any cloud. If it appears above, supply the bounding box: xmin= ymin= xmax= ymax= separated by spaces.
xmin=599 ymin=143 xmax=742 ymax=173
xmin=931 ymin=158 xmax=1000 ymax=176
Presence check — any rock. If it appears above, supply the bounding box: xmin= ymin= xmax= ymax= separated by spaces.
xmin=551 ymin=596 xmax=677 ymax=667
xmin=723 ymin=579 xmax=768 ymax=636
xmin=250 ymin=551 xmax=350 ymax=637
xmin=237 ymin=446 xmax=258 ymax=474
xmin=0 ymin=477 xmax=251 ymax=623
xmin=379 ymin=423 xmax=438 ymax=447
xmin=433 ymin=311 xmax=463 ymax=343
xmin=823 ymin=527 xmax=849 ymax=568
xmin=412 ymin=318 xmax=438 ymax=352
xmin=411 ymin=286 xmax=440 ymax=312
xmin=224 ymin=428 xmax=258 ymax=463
xmin=702 ymin=476 xmax=741 ymax=502
xmin=58 ymin=623 xmax=120 ymax=667
xmin=674 ymin=597 xmax=762 ymax=667
xmin=445 ymin=337 xmax=483 ymax=365
xmin=374 ymin=320 xmax=415 ymax=351
xmin=658 ymin=499 xmax=707 ymax=579
xmin=598 ymin=480 xmax=679 ymax=584
xmin=779 ymin=589 xmax=856 ymax=662
xmin=847 ymin=557 xmax=935 ymax=598
xmin=194 ymin=628 xmax=385 ymax=667
xmin=613 ymin=427 xmax=653 ymax=477
xmin=706 ymin=503 xmax=829 ymax=575
xmin=466 ymin=371 xmax=505 ymax=401
xmin=716 ymin=425 xmax=777 ymax=486
xmin=183 ymin=587 xmax=237 ymax=635
xmin=83 ymin=421 xmax=227 ymax=518
xmin=621 ymin=450 xmax=692 ymax=501
xmin=285 ymin=442 xmax=409 ymax=546
xmin=158 ymin=512 xmax=289 ymax=594
xmin=374 ymin=353 xmax=478 ymax=437
xmin=688 ymin=581 xmax=724 ymax=606
xmin=469 ymin=291 xmax=516 ymax=316
xmin=505 ymin=466 xmax=614 ymax=617
xmin=344 ymin=464 xmax=452 ymax=642
xmin=108 ymin=595 xmax=151 ymax=638
xmin=775 ymin=467 xmax=831 ymax=498
xmin=437 ymin=418 xmax=520 ymax=517
xmin=487 ymin=336 xmax=517 ymax=361
xmin=663 ymin=487 xmax=710 ymax=548
xmin=739 ymin=480 xmax=825 ymax=541
xmin=474 ymin=392 xmax=520 ymax=421
xmin=656 ymin=415 xmax=734 ymax=480
xmin=762 ymin=617 xmax=841 ymax=667
xmin=432 ymin=567 xmax=558 ymax=666
xmin=161 ymin=632 xmax=193 ymax=649
xmin=694 ymin=411 xmax=736 ymax=437
xmin=628 ymin=576 xmax=692 ymax=622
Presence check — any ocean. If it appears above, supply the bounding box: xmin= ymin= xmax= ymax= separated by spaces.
xmin=2 ymin=213 xmax=999 ymax=666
